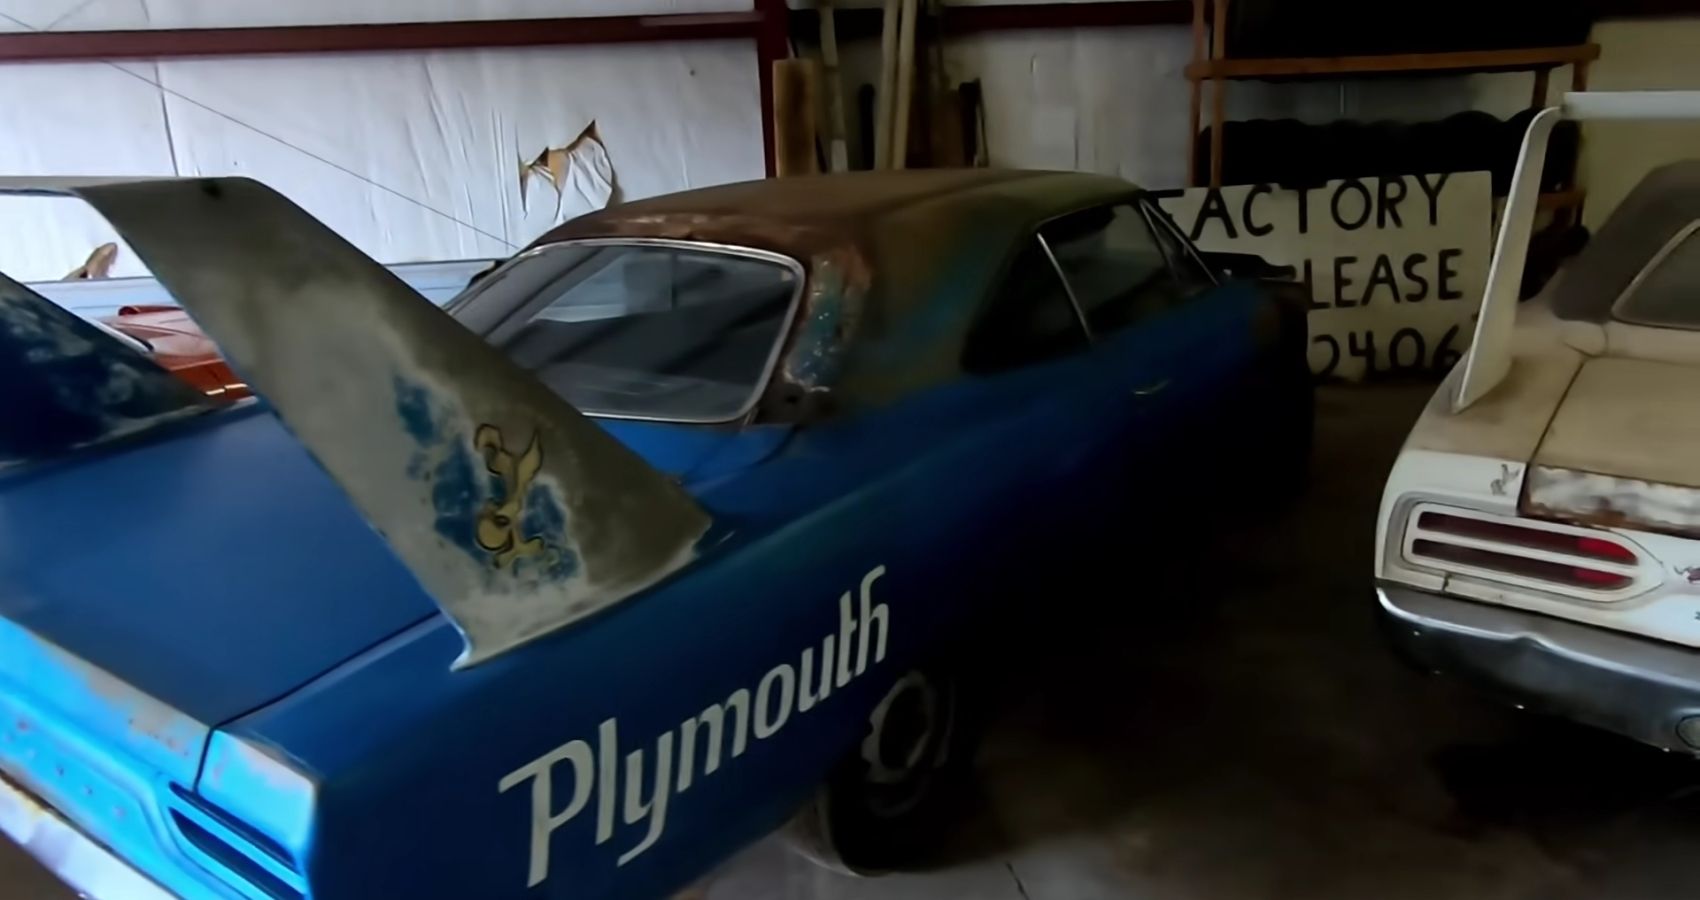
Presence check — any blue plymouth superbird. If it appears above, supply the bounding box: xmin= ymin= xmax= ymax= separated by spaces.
xmin=0 ymin=170 xmax=1309 ymax=899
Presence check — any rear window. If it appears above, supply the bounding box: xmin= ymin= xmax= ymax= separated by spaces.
xmin=455 ymin=242 xmax=802 ymax=422
xmin=1 ymin=276 xmax=214 ymax=469
xmin=1615 ymin=221 xmax=1700 ymax=331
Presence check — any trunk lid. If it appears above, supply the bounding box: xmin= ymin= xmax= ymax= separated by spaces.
xmin=1524 ymin=356 xmax=1700 ymax=536
xmin=0 ymin=404 xmax=436 ymax=773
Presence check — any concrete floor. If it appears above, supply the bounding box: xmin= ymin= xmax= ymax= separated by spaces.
xmin=8 ymin=385 xmax=1700 ymax=899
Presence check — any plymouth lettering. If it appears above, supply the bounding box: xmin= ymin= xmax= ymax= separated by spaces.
xmin=498 ymin=565 xmax=890 ymax=888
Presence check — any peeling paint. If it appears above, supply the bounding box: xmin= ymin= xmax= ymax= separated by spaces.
xmin=34 ymin=640 xmax=201 ymax=766
xmin=393 ymin=374 xmax=581 ymax=585
xmin=1523 ymin=464 xmax=1700 ymax=539
xmin=780 ymin=257 xmax=861 ymax=391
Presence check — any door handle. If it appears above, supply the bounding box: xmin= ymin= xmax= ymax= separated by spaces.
xmin=1131 ymin=378 xmax=1170 ymax=397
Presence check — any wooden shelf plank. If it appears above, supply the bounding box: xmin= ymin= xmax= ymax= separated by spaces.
xmin=1538 ymin=189 xmax=1585 ymax=210
xmin=1186 ymin=43 xmax=1600 ymax=81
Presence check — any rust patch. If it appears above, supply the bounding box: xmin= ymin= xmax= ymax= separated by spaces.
xmin=777 ymin=251 xmax=869 ymax=393
xmin=1523 ymin=465 xmax=1700 ymax=540
xmin=538 ymin=210 xmax=872 ymax=277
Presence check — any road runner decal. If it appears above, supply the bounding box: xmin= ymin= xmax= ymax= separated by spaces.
xmin=498 ymin=565 xmax=890 ymax=888
xmin=472 ymin=424 xmax=550 ymax=569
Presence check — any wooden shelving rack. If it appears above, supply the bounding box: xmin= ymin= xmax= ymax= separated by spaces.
xmin=1185 ymin=0 xmax=1601 ymax=190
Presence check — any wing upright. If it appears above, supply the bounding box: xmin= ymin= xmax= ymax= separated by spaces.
xmin=1455 ymin=91 xmax=1700 ymax=411
xmin=0 ymin=177 xmax=711 ymax=667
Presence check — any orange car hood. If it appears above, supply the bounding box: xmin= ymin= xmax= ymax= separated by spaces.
xmin=101 ymin=306 xmax=249 ymax=399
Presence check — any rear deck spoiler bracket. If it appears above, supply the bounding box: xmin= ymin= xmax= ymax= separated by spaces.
xmin=1453 ymin=91 xmax=1700 ymax=412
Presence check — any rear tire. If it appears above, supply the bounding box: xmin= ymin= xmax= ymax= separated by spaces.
xmin=787 ymin=663 xmax=974 ymax=875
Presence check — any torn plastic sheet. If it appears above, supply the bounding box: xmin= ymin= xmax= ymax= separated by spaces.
xmin=0 ymin=40 xmax=762 ymax=281
xmin=519 ymin=122 xmax=615 ymax=217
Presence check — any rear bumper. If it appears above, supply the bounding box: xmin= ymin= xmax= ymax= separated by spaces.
xmin=1377 ymin=583 xmax=1700 ymax=754
xmin=0 ymin=769 xmax=174 ymax=900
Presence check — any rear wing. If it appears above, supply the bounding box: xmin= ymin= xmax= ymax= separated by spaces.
xmin=1455 ymin=91 xmax=1700 ymax=411
xmin=0 ymin=178 xmax=710 ymax=668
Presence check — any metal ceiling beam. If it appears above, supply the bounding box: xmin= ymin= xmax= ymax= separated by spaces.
xmin=0 ymin=12 xmax=766 ymax=62
xmin=0 ymin=3 xmax=1206 ymax=65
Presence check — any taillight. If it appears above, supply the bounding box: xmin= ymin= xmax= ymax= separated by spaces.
xmin=1403 ymin=506 xmax=1645 ymax=598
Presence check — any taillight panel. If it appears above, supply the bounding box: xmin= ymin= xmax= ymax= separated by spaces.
xmin=1402 ymin=504 xmax=1652 ymax=601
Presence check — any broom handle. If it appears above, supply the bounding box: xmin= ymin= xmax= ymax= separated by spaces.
xmin=873 ymin=0 xmax=902 ymax=170
xmin=891 ymin=0 xmax=919 ymax=170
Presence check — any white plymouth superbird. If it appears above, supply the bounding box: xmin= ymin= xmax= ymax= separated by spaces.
xmin=1377 ymin=92 xmax=1700 ymax=754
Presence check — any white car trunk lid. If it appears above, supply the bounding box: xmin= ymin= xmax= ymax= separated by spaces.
xmin=1525 ymin=356 xmax=1700 ymax=537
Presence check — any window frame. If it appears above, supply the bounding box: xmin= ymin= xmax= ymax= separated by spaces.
xmin=1031 ymin=197 xmax=1217 ymax=343
xmin=1139 ymin=200 xmax=1220 ymax=291
xmin=1035 ymin=231 xmax=1096 ymax=340
xmin=958 ymin=230 xmax=1094 ymax=375
xmin=445 ymin=236 xmax=809 ymax=426
xmin=1611 ymin=218 xmax=1700 ymax=331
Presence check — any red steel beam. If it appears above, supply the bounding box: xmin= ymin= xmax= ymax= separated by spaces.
xmin=754 ymin=0 xmax=791 ymax=178
xmin=0 ymin=2 xmax=1206 ymax=64
xmin=0 ymin=12 xmax=765 ymax=62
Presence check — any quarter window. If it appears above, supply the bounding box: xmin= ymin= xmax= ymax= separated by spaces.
xmin=1041 ymin=204 xmax=1201 ymax=335
xmin=1143 ymin=203 xmax=1217 ymax=294
xmin=1615 ymin=220 xmax=1700 ymax=331
xmin=962 ymin=239 xmax=1089 ymax=373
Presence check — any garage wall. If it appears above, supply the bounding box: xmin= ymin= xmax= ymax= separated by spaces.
xmin=1574 ymin=17 xmax=1700 ymax=228
xmin=822 ymin=24 xmax=1552 ymax=187
xmin=0 ymin=0 xmax=765 ymax=281
xmin=813 ymin=8 xmax=1700 ymax=215
xmin=4 ymin=1 xmax=1694 ymax=284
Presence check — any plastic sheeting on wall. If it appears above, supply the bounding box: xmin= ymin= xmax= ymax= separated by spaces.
xmin=0 ymin=37 xmax=763 ymax=281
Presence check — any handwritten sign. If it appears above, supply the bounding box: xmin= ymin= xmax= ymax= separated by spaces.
xmin=1150 ymin=173 xmax=1492 ymax=380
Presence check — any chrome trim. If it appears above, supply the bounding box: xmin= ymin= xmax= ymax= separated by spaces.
xmin=1610 ymin=217 xmax=1700 ymax=330
xmin=448 ymin=237 xmax=809 ymax=426
xmin=1034 ymin=233 xmax=1094 ymax=341
xmin=1397 ymin=502 xmax=1658 ymax=604
xmin=1378 ymin=582 xmax=1700 ymax=755
xmin=1028 ymin=193 xmax=1217 ymax=346
xmin=1139 ymin=199 xmax=1220 ymax=288
xmin=0 ymin=771 xmax=175 ymax=900
xmin=90 ymin=318 xmax=153 ymax=354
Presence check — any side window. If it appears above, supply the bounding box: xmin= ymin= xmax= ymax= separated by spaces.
xmin=962 ymin=238 xmax=1089 ymax=373
xmin=1143 ymin=202 xmax=1218 ymax=294
xmin=1040 ymin=204 xmax=1201 ymax=335
xmin=1613 ymin=220 xmax=1700 ymax=331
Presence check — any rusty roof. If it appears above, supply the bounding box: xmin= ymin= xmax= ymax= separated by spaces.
xmin=533 ymin=169 xmax=1137 ymax=259
xmin=529 ymin=169 xmax=1144 ymax=408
